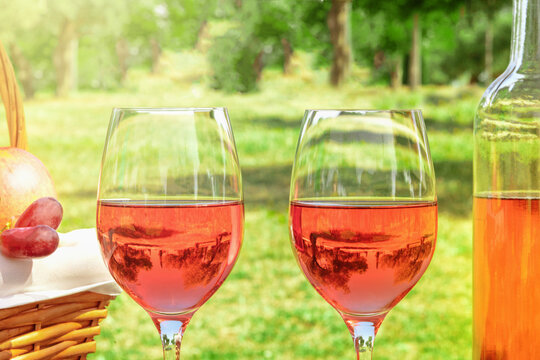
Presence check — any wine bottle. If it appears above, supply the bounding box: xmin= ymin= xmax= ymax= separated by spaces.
xmin=473 ymin=0 xmax=540 ymax=358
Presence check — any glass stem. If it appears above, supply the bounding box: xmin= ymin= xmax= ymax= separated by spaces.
xmin=352 ymin=321 xmax=375 ymax=360
xmin=157 ymin=320 xmax=187 ymax=360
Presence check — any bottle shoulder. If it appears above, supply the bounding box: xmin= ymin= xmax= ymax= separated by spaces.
xmin=475 ymin=66 xmax=540 ymax=129
xmin=480 ymin=71 xmax=540 ymax=104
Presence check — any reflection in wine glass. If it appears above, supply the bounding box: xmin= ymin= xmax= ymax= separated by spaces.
xmin=97 ymin=108 xmax=243 ymax=359
xmin=289 ymin=110 xmax=437 ymax=359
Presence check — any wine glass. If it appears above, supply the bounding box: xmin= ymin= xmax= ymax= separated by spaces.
xmin=289 ymin=109 xmax=437 ymax=359
xmin=96 ymin=108 xmax=243 ymax=359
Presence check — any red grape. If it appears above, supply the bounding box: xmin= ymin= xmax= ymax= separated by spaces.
xmin=15 ymin=197 xmax=63 ymax=229
xmin=1 ymin=225 xmax=59 ymax=258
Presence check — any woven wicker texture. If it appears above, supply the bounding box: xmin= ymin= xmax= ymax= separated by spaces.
xmin=0 ymin=292 xmax=113 ymax=360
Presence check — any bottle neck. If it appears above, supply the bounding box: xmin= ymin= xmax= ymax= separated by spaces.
xmin=511 ymin=0 xmax=540 ymax=72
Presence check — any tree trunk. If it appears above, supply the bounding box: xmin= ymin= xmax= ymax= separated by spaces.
xmin=253 ymin=49 xmax=264 ymax=82
xmin=116 ymin=38 xmax=129 ymax=84
xmin=8 ymin=43 xmax=35 ymax=99
xmin=390 ymin=55 xmax=403 ymax=90
xmin=409 ymin=13 xmax=421 ymax=90
xmin=72 ymin=38 xmax=78 ymax=91
xmin=281 ymin=38 xmax=293 ymax=75
xmin=150 ymin=37 xmax=161 ymax=74
xmin=194 ymin=20 xmax=208 ymax=51
xmin=485 ymin=15 xmax=494 ymax=84
xmin=53 ymin=19 xmax=78 ymax=97
xmin=328 ymin=0 xmax=352 ymax=87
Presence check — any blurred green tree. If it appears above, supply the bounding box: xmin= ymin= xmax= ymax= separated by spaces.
xmin=208 ymin=0 xmax=261 ymax=92
xmin=253 ymin=0 xmax=305 ymax=75
xmin=350 ymin=9 xmax=408 ymax=88
xmin=259 ymin=0 xmax=352 ymax=87
xmin=0 ymin=0 xmax=515 ymax=96
xmin=440 ymin=6 xmax=512 ymax=84
xmin=45 ymin=0 xmax=127 ymax=96
xmin=356 ymin=0 xmax=464 ymax=89
xmin=0 ymin=0 xmax=49 ymax=98
xmin=328 ymin=0 xmax=353 ymax=87
xmin=466 ymin=0 xmax=508 ymax=83
xmin=119 ymin=0 xmax=166 ymax=78
xmin=208 ymin=0 xmax=355 ymax=91
xmin=119 ymin=0 xmax=219 ymax=79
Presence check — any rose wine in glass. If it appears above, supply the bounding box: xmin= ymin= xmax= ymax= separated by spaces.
xmin=289 ymin=110 xmax=437 ymax=359
xmin=97 ymin=200 xmax=243 ymax=314
xmin=97 ymin=108 xmax=243 ymax=359
xmin=290 ymin=201 xmax=437 ymax=319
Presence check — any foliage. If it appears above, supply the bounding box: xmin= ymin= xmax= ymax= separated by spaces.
xmin=8 ymin=31 xmax=57 ymax=94
xmin=0 ymin=0 xmax=53 ymax=94
xmin=208 ymin=1 xmax=262 ymax=93
xmin=420 ymin=10 xmax=461 ymax=84
xmin=440 ymin=7 xmax=512 ymax=84
xmin=349 ymin=0 xmax=512 ymax=86
xmin=208 ymin=28 xmax=261 ymax=93
xmin=0 ymin=0 xmax=517 ymax=93
xmin=121 ymin=0 xmax=224 ymax=68
xmin=349 ymin=9 xmax=409 ymax=84
xmin=44 ymin=0 xmax=127 ymax=32
xmin=78 ymin=34 xmax=122 ymax=90
xmin=283 ymin=1 xmax=333 ymax=68
xmin=207 ymin=0 xmax=340 ymax=92
xmin=252 ymin=0 xmax=305 ymax=69
xmin=162 ymin=0 xmax=224 ymax=49
xmin=0 ymin=0 xmax=47 ymax=43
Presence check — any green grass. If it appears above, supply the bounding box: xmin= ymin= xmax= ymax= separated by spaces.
xmin=1 ymin=60 xmax=480 ymax=359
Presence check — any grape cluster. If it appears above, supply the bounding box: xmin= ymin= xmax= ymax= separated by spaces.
xmin=1 ymin=197 xmax=62 ymax=258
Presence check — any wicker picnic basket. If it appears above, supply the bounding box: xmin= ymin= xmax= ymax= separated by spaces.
xmin=0 ymin=41 xmax=115 ymax=360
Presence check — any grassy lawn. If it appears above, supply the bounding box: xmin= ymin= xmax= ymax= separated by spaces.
xmin=2 ymin=62 xmax=479 ymax=359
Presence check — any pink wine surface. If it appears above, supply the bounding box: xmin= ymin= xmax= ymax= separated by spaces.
xmin=97 ymin=200 xmax=243 ymax=314
xmin=290 ymin=201 xmax=437 ymax=316
xmin=474 ymin=197 xmax=540 ymax=359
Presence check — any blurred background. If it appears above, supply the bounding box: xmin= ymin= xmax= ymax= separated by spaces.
xmin=0 ymin=0 xmax=511 ymax=359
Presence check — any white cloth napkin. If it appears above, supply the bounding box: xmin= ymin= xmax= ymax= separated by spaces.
xmin=0 ymin=228 xmax=121 ymax=309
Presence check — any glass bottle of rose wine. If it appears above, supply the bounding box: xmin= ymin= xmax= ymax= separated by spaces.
xmin=473 ymin=0 xmax=540 ymax=358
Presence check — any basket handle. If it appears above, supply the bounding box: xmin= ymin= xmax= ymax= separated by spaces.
xmin=0 ymin=40 xmax=27 ymax=149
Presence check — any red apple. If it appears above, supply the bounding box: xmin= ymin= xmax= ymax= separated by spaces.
xmin=0 ymin=147 xmax=56 ymax=229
